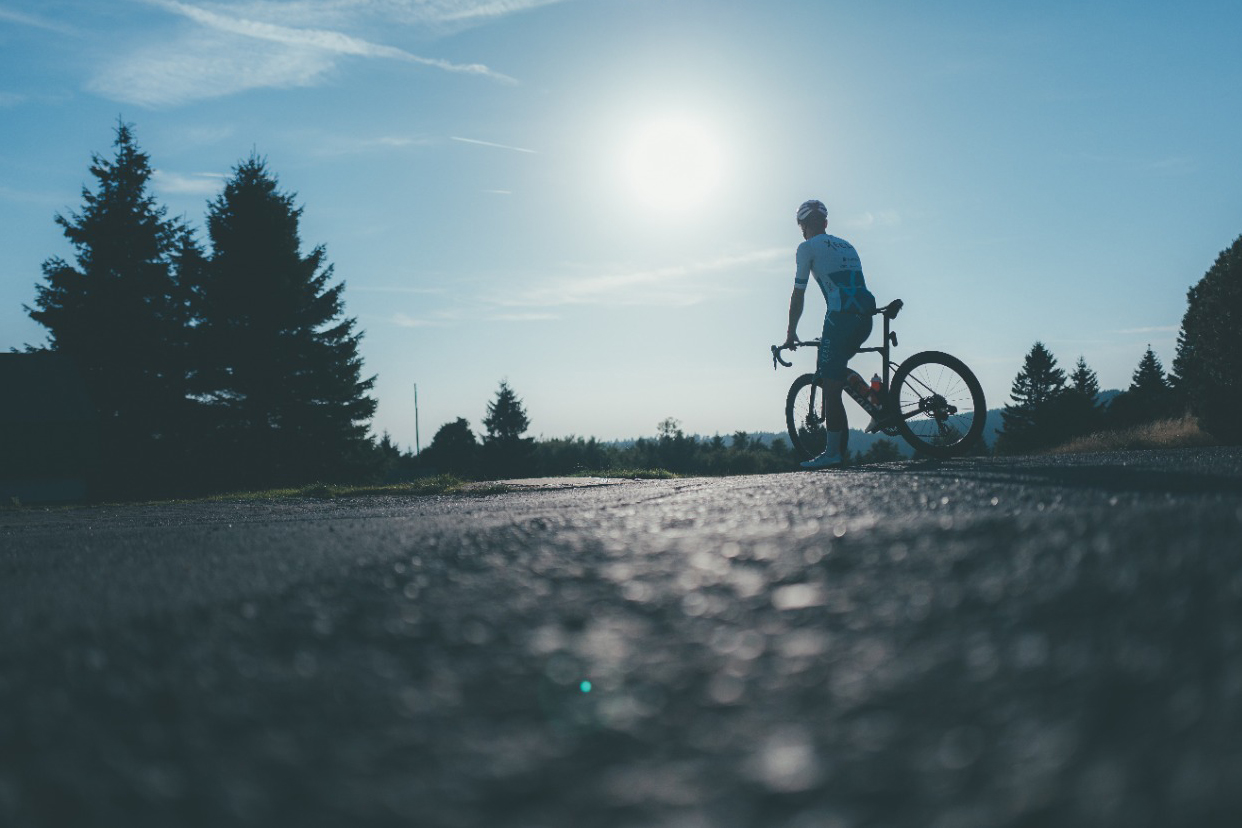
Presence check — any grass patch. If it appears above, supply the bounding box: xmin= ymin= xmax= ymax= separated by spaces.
xmin=199 ymin=475 xmax=509 ymax=502
xmin=1046 ymin=416 xmax=1217 ymax=455
xmin=569 ymin=468 xmax=680 ymax=480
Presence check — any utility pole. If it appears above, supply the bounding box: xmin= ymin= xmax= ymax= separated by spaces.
xmin=413 ymin=383 xmax=421 ymax=456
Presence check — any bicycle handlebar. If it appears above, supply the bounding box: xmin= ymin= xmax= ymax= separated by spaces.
xmin=771 ymin=340 xmax=820 ymax=370
xmin=771 ymin=300 xmax=902 ymax=369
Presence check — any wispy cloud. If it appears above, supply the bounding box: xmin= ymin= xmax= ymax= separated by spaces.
xmin=845 ymin=210 xmax=901 ymax=230
xmin=0 ymin=183 xmax=65 ymax=206
xmin=486 ymin=311 xmax=558 ymax=322
xmin=452 ymin=136 xmax=536 ymax=154
xmin=191 ymin=0 xmax=573 ymax=27
xmin=378 ymin=248 xmax=780 ymax=331
xmin=306 ymin=132 xmax=435 ymax=157
xmin=1067 ymin=151 xmax=1197 ymax=176
xmin=1114 ymin=325 xmax=1178 ymax=335
xmin=424 ymin=0 xmax=573 ymax=23
xmin=152 ymin=0 xmax=516 ymax=81
xmin=354 ymin=285 xmax=447 ymax=295
xmin=393 ymin=312 xmax=441 ymax=328
xmin=495 ymin=248 xmax=785 ymax=309
xmin=89 ymin=29 xmax=339 ymax=106
xmin=153 ymin=169 xmax=227 ymax=195
xmin=0 ymin=6 xmax=78 ymax=35
xmin=391 ymin=308 xmax=557 ymax=328
xmin=92 ymin=0 xmax=519 ymax=106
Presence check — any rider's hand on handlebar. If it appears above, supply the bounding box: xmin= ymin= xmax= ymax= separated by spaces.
xmin=783 ymin=332 xmax=798 ymax=350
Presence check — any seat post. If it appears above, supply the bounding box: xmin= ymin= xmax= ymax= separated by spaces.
xmin=881 ymin=312 xmax=892 ymax=391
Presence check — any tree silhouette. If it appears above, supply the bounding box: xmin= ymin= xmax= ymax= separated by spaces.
xmin=26 ymin=121 xmax=192 ymax=496
xmin=1173 ymin=236 xmax=1242 ymax=442
xmin=1051 ymin=355 xmax=1106 ymax=439
xmin=482 ymin=380 xmax=534 ymax=478
xmin=857 ymin=438 xmax=903 ymax=464
xmin=1108 ymin=346 xmax=1176 ymax=428
xmin=192 ymin=155 xmax=376 ymax=487
xmin=423 ymin=418 xmax=480 ymax=478
xmin=1069 ymin=356 xmax=1100 ymax=400
xmin=997 ymin=342 xmax=1066 ymax=454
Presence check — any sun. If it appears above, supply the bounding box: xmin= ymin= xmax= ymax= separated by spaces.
xmin=620 ymin=116 xmax=725 ymax=215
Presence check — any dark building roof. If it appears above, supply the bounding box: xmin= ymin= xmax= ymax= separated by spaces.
xmin=0 ymin=352 xmax=97 ymax=424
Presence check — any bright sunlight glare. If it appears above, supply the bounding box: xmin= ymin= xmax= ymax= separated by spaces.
xmin=620 ymin=116 xmax=725 ymax=215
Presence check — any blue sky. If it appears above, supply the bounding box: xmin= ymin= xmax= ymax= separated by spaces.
xmin=3 ymin=0 xmax=1240 ymax=448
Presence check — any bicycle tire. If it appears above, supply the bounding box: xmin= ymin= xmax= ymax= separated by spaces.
xmin=786 ymin=373 xmax=828 ymax=461
xmin=889 ymin=351 xmax=987 ymax=459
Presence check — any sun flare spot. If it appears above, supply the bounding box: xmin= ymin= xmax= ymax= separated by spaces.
xmin=621 ymin=116 xmax=725 ymax=215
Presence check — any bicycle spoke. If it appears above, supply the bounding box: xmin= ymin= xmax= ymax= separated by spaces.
xmin=895 ymin=357 xmax=982 ymax=452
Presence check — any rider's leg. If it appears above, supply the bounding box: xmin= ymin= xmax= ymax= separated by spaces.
xmin=804 ymin=313 xmax=866 ymax=469
xmin=802 ymin=377 xmax=846 ymax=469
xmin=822 ymin=379 xmax=848 ymax=458
xmin=822 ymin=378 xmax=846 ymax=426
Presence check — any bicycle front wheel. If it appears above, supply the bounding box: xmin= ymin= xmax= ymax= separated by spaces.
xmin=889 ymin=351 xmax=987 ymax=459
xmin=786 ymin=373 xmax=828 ymax=461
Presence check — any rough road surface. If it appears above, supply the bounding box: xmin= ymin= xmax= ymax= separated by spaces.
xmin=3 ymin=449 xmax=1242 ymax=828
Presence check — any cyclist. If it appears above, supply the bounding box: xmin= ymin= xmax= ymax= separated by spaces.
xmin=783 ymin=199 xmax=876 ymax=469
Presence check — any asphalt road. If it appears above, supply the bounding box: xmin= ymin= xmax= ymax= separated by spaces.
xmin=3 ymin=449 xmax=1242 ymax=828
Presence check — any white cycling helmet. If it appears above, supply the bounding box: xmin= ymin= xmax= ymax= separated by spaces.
xmin=796 ymin=199 xmax=828 ymax=223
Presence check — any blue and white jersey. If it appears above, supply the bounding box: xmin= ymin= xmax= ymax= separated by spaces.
xmin=793 ymin=233 xmax=875 ymax=316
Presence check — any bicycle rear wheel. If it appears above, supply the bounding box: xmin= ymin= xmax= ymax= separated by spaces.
xmin=889 ymin=351 xmax=987 ymax=459
xmin=786 ymin=373 xmax=828 ymax=461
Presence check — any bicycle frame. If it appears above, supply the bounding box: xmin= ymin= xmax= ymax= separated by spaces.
xmin=856 ymin=300 xmax=902 ymax=392
xmin=772 ymin=300 xmax=904 ymax=420
xmin=775 ymin=299 xmax=987 ymax=460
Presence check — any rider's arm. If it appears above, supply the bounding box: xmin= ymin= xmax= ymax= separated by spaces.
xmin=785 ymin=288 xmax=805 ymax=348
xmin=786 ymin=242 xmax=812 ymax=347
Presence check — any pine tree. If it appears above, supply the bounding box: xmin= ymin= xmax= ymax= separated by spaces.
xmin=1131 ymin=347 xmax=1169 ymax=396
xmin=25 ymin=122 xmax=191 ymax=496
xmin=1069 ymin=356 xmax=1100 ymax=400
xmin=997 ymin=342 xmax=1067 ymax=454
xmin=1109 ymin=346 xmax=1175 ymax=428
xmin=858 ymin=439 xmax=903 ymax=464
xmin=193 ymin=155 xmax=376 ymax=487
xmin=1052 ymin=355 xmax=1105 ymax=439
xmin=1173 ymin=235 xmax=1242 ymax=441
xmin=482 ymin=380 xmax=534 ymax=478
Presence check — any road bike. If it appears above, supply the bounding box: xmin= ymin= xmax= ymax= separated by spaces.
xmin=772 ymin=299 xmax=987 ymax=461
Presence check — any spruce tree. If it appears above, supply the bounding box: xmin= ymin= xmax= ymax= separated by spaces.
xmin=1109 ymin=346 xmax=1175 ymax=427
xmin=1173 ymin=235 xmax=1241 ymax=442
xmin=1052 ymin=355 xmax=1105 ymax=439
xmin=997 ymin=342 xmax=1066 ymax=454
xmin=1131 ymin=347 xmax=1170 ymax=397
xmin=1069 ymin=356 xmax=1100 ymax=400
xmin=26 ymin=122 xmax=190 ymax=496
xmin=482 ymin=380 xmax=534 ymax=478
xmin=194 ymin=155 xmax=376 ymax=487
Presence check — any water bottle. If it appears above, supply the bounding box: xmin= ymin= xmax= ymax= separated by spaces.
xmin=870 ymin=374 xmax=883 ymax=408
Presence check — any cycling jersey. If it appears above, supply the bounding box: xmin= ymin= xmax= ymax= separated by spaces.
xmin=793 ymin=233 xmax=875 ymax=316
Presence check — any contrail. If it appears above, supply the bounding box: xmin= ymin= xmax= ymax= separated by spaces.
xmin=451 ymin=136 xmax=537 ymax=154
